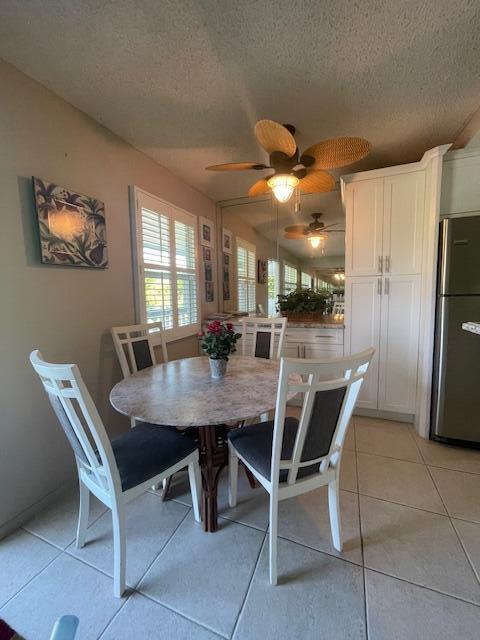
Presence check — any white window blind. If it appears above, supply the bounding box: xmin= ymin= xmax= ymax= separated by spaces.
xmin=237 ymin=238 xmax=256 ymax=312
xmin=268 ymin=259 xmax=279 ymax=316
xmin=133 ymin=188 xmax=200 ymax=340
xmin=301 ymin=271 xmax=311 ymax=288
xmin=284 ymin=263 xmax=298 ymax=294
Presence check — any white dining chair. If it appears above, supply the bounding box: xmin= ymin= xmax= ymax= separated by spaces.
xmin=228 ymin=348 xmax=374 ymax=585
xmin=111 ymin=321 xmax=168 ymax=379
xmin=30 ymin=350 xmax=201 ymax=597
xmin=239 ymin=317 xmax=287 ymax=360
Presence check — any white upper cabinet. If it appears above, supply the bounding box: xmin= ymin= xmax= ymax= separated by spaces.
xmin=345 ymin=179 xmax=384 ymax=277
xmin=378 ymin=274 xmax=421 ymax=413
xmin=383 ymin=172 xmax=425 ymax=275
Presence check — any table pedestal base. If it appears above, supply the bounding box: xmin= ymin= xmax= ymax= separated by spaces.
xmin=198 ymin=424 xmax=228 ymax=532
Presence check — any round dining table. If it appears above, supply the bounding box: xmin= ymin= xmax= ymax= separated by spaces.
xmin=110 ymin=355 xmax=291 ymax=532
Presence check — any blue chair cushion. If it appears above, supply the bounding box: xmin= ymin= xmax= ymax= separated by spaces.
xmin=228 ymin=417 xmax=318 ymax=482
xmin=111 ymin=423 xmax=197 ymax=491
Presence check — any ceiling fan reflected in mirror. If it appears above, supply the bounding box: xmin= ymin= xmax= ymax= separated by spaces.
xmin=283 ymin=213 xmax=345 ymax=249
xmin=206 ymin=120 xmax=370 ymax=203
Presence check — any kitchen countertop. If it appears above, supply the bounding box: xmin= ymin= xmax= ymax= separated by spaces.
xmin=205 ymin=315 xmax=345 ymax=329
xmin=462 ymin=322 xmax=480 ymax=335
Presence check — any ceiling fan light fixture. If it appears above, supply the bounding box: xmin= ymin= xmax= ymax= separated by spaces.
xmin=267 ymin=174 xmax=299 ymax=203
xmin=308 ymin=234 xmax=324 ymax=249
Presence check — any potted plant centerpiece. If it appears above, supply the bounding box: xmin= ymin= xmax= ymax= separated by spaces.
xmin=200 ymin=320 xmax=242 ymax=379
xmin=276 ymin=287 xmax=332 ymax=321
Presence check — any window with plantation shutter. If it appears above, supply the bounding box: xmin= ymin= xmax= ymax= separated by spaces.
xmin=237 ymin=238 xmax=256 ymax=312
xmin=132 ymin=188 xmax=200 ymax=341
xmin=301 ymin=271 xmax=311 ymax=289
xmin=284 ymin=263 xmax=298 ymax=294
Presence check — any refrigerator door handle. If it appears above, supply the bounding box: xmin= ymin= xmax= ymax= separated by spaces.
xmin=378 ymin=256 xmax=383 ymax=273
xmin=432 ymin=296 xmax=447 ymax=435
xmin=439 ymin=219 xmax=451 ymax=295
xmin=377 ymin=278 xmax=382 ymax=295
xmin=385 ymin=277 xmax=390 ymax=295
xmin=385 ymin=255 xmax=390 ymax=273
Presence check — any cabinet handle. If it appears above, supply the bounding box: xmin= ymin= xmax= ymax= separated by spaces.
xmin=378 ymin=256 xmax=383 ymax=273
xmin=297 ymin=345 xmax=300 ymax=358
xmin=303 ymin=345 xmax=306 ymax=358
xmin=385 ymin=255 xmax=390 ymax=273
xmin=385 ymin=277 xmax=390 ymax=295
xmin=315 ymin=335 xmax=335 ymax=338
xmin=377 ymin=278 xmax=382 ymax=295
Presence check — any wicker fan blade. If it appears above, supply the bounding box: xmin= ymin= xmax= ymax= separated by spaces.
xmin=301 ymin=137 xmax=370 ymax=170
xmin=298 ymin=170 xmax=335 ymax=193
xmin=248 ymin=179 xmax=271 ymax=197
xmin=206 ymin=162 xmax=268 ymax=171
xmin=284 ymin=231 xmax=307 ymax=239
xmin=254 ymin=120 xmax=296 ymax=157
xmin=284 ymin=224 xmax=307 ymax=234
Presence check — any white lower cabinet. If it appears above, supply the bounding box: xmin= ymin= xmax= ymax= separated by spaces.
xmin=345 ymin=274 xmax=421 ymax=414
xmin=344 ymin=277 xmax=382 ymax=409
xmin=378 ymin=274 xmax=421 ymax=413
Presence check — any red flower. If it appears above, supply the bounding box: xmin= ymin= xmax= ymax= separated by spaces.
xmin=226 ymin=322 xmax=234 ymax=332
xmin=207 ymin=320 xmax=222 ymax=335
xmin=197 ymin=331 xmax=205 ymax=337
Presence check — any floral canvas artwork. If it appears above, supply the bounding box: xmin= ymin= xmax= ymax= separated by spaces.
xmin=33 ymin=177 xmax=108 ymax=268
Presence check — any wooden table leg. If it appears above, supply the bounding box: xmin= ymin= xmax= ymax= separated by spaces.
xmin=198 ymin=425 xmax=228 ymax=532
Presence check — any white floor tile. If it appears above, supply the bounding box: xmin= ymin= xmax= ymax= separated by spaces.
xmin=138 ymin=513 xmax=264 ymax=638
xmin=429 ymin=467 xmax=480 ymax=523
xmin=0 ymin=529 xmax=60 ymax=607
xmin=340 ymin=450 xmax=357 ymax=492
xmin=67 ymin=492 xmax=189 ymax=588
xmin=278 ymin=488 xmax=362 ymax=564
xmin=234 ymin=538 xmax=366 ymax=640
xmin=452 ymin=518 xmax=480 ymax=583
xmin=355 ymin=417 xmax=421 ymax=462
xmin=100 ymin=592 xmax=220 ymax=639
xmin=360 ymin=495 xmax=480 ymax=603
xmin=1 ymin=554 xmax=124 ymax=640
xmin=23 ymin=487 xmax=107 ymax=549
xmin=357 ymin=453 xmax=446 ymax=514
xmin=416 ymin=439 xmax=480 ymax=475
xmin=366 ymin=569 xmax=480 ymax=640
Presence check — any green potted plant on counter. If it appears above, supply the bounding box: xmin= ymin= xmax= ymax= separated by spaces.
xmin=276 ymin=288 xmax=332 ymax=321
xmin=199 ymin=320 xmax=242 ymax=378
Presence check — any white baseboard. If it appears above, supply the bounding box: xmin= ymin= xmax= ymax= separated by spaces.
xmin=354 ymin=408 xmax=414 ymax=424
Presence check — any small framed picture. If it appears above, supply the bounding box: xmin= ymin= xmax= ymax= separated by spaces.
xmin=199 ymin=216 xmax=214 ymax=248
xmin=258 ymin=258 xmax=267 ymax=284
xmin=222 ymin=228 xmax=233 ymax=254
xmin=204 ymin=261 xmax=213 ymax=283
xmin=205 ymin=281 xmax=214 ymax=303
xmin=202 ymin=246 xmax=212 ymax=261
xmin=223 ymin=281 xmax=231 ymax=301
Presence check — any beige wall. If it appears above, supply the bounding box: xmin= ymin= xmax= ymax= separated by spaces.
xmin=0 ymin=59 xmax=216 ymax=534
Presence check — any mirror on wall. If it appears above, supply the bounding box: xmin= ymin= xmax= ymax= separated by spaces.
xmin=216 ymin=189 xmax=345 ymax=317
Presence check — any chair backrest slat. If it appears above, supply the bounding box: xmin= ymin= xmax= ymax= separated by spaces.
xmin=271 ymin=348 xmax=374 ymax=487
xmin=30 ymin=351 xmax=121 ymax=495
xmin=239 ymin=317 xmax=287 ymax=360
xmin=111 ymin=321 xmax=168 ymax=378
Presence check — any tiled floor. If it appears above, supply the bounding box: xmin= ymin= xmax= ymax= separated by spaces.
xmin=2 ymin=415 xmax=480 ymax=639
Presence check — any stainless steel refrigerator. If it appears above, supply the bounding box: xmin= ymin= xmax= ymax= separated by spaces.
xmin=431 ymin=215 xmax=480 ymax=445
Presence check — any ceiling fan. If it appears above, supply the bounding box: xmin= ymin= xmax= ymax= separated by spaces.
xmin=206 ymin=120 xmax=370 ymax=203
xmin=284 ymin=212 xmax=345 ymax=249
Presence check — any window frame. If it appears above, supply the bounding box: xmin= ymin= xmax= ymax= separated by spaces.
xmin=236 ymin=237 xmax=256 ymax=313
xmin=131 ymin=186 xmax=201 ymax=343
xmin=283 ymin=261 xmax=299 ymax=294
xmin=301 ymin=271 xmax=311 ymax=288
xmin=267 ymin=258 xmax=280 ymax=316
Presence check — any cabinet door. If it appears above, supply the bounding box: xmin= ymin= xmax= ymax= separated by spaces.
xmin=344 ymin=276 xmax=381 ymax=409
xmin=383 ymin=172 xmax=425 ymax=275
xmin=304 ymin=344 xmax=344 ymax=359
xmin=284 ymin=342 xmax=301 ymax=358
xmin=345 ymin=179 xmax=384 ymax=276
xmin=378 ymin=274 xmax=421 ymax=413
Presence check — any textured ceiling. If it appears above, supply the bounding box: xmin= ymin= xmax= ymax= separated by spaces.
xmin=1 ymin=0 xmax=480 ymax=201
